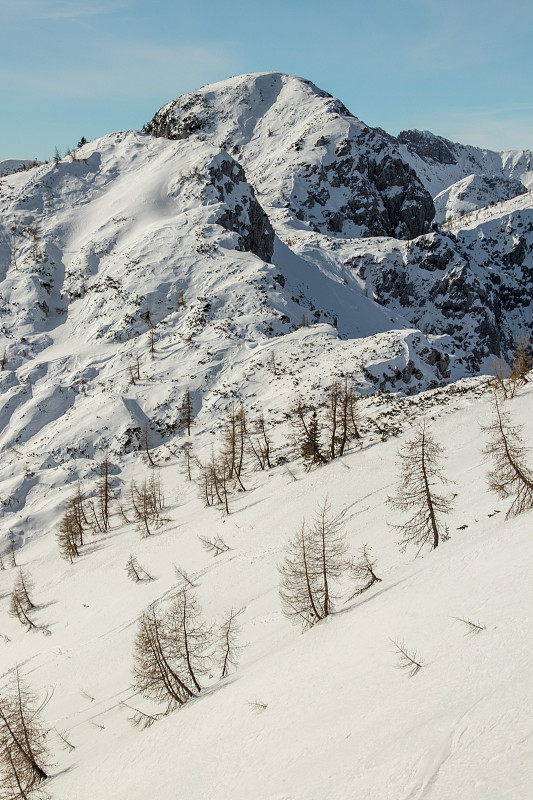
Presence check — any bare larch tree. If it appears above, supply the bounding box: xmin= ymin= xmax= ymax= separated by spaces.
xmin=483 ymin=394 xmax=533 ymax=518
xmin=217 ymin=608 xmax=241 ymax=679
xmin=8 ymin=570 xmax=37 ymax=630
xmin=346 ymin=544 xmax=381 ymax=601
xmin=130 ymin=473 xmax=164 ymax=537
xmin=388 ymin=421 xmax=454 ymax=552
xmin=279 ymin=498 xmax=349 ymax=630
xmin=132 ymin=589 xmax=212 ymax=722
xmin=0 ymin=669 xmax=49 ymax=798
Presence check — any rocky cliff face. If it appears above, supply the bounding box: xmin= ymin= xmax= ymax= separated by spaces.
xmin=205 ymin=156 xmax=274 ymax=262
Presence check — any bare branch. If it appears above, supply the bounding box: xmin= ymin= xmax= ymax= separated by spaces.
xmin=199 ymin=535 xmax=229 ymax=556
xmin=391 ymin=639 xmax=424 ymax=677
xmin=451 ymin=616 xmax=486 ymax=635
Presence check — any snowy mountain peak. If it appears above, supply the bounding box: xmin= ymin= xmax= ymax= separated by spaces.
xmin=144 ymin=72 xmax=436 ymax=241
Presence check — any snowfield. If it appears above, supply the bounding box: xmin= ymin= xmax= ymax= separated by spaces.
xmin=0 ymin=71 xmax=531 ymax=799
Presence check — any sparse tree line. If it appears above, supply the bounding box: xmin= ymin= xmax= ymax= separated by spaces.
xmin=182 ymin=377 xmax=363 ymax=514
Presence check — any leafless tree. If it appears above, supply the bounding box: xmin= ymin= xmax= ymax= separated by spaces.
xmin=391 ymin=639 xmax=424 ymax=677
xmin=132 ymin=603 xmax=195 ymax=720
xmin=173 ymin=565 xmax=196 ymax=587
xmin=246 ymin=411 xmax=273 ymax=470
xmin=217 ymin=608 xmax=242 ymax=679
xmin=56 ymin=485 xmax=88 ymax=560
xmin=483 ymin=394 xmax=533 ymax=518
xmin=346 ymin=544 xmax=381 ymax=601
xmin=132 ymin=589 xmax=212 ymax=722
xmin=53 ymin=727 xmax=75 ymax=753
xmin=247 ymin=699 xmax=268 ymax=713
xmin=221 ymin=404 xmax=247 ymax=491
xmin=13 ymin=570 xmax=35 ymax=612
xmin=8 ymin=541 xmax=17 ymax=569
xmin=8 ymin=571 xmax=37 ymax=631
xmin=324 ymin=378 xmax=361 ymax=459
xmin=125 ymin=555 xmax=154 ymax=583
xmin=196 ymin=452 xmax=231 ymax=514
xmin=388 ymin=422 xmax=454 ymax=552
xmin=178 ymin=389 xmax=194 ymax=437
xmin=130 ymin=474 xmax=165 ymax=537
xmin=140 ymin=423 xmax=156 ymax=467
xmin=279 ymin=498 xmax=349 ymax=630
xmin=56 ymin=496 xmax=84 ymax=563
xmin=199 ymin=535 xmax=229 ymax=557
xmin=451 ymin=616 xmax=486 ymax=635
xmin=0 ymin=669 xmax=49 ymax=798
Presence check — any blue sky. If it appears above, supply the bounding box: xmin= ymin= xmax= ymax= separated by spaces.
xmin=1 ymin=0 xmax=532 ymax=161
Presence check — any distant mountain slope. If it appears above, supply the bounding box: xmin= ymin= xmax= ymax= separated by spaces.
xmin=398 ymin=128 xmax=533 ymax=199
xmin=433 ymin=173 xmax=527 ymax=223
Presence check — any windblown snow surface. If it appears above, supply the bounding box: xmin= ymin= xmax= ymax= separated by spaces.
xmin=0 ymin=72 xmax=531 ymax=799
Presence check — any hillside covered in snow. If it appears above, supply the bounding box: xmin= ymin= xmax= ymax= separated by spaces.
xmin=0 ymin=71 xmax=532 ymax=799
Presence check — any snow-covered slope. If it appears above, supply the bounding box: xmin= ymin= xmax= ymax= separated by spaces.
xmin=1 ymin=373 xmax=532 ymax=800
xmin=0 ymin=159 xmax=41 ymax=178
xmin=0 ymin=71 xmax=532 ymax=800
xmin=433 ymin=172 xmax=527 ymax=223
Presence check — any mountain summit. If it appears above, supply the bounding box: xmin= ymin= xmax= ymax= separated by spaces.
xmin=144 ymin=72 xmax=436 ymax=240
